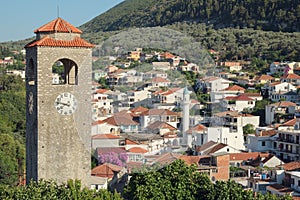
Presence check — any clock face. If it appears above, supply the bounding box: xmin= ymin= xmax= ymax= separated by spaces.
xmin=28 ymin=92 xmax=34 ymax=114
xmin=54 ymin=92 xmax=77 ymax=115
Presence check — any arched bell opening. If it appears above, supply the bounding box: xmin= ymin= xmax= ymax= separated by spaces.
xmin=52 ymin=58 xmax=78 ymax=85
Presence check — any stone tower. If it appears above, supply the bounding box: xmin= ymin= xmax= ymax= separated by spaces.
xmin=25 ymin=18 xmax=94 ymax=187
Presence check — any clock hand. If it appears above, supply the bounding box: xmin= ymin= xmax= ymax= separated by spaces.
xmin=56 ymin=101 xmax=70 ymax=106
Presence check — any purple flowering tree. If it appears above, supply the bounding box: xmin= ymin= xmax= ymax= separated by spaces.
xmin=98 ymin=152 xmax=128 ymax=167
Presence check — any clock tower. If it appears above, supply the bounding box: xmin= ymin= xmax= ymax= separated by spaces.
xmin=25 ymin=18 xmax=94 ymax=187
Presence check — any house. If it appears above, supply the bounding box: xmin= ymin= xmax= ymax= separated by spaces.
xmin=149 ymin=77 xmax=171 ymax=88
xmin=265 ymin=101 xmax=297 ymax=125
xmin=127 ymin=147 xmax=148 ymax=163
xmin=263 ymin=82 xmax=296 ymax=98
xmin=140 ymin=70 xmax=167 ymax=81
xmin=221 ymin=61 xmax=242 ymax=72
xmin=210 ymin=84 xmax=246 ymax=103
xmin=266 ymin=184 xmax=294 ymax=197
xmin=270 ymin=91 xmax=300 ymax=103
xmin=126 ymin=90 xmax=151 ymax=108
xmin=91 ymin=163 xmax=124 ymax=180
xmin=152 ymin=88 xmax=184 ymax=104
xmin=91 ymin=120 xmax=120 ymax=136
xmin=222 ymin=94 xmax=255 ymax=112
xmin=145 ymin=121 xmax=178 ymax=136
xmin=246 ymin=129 xmax=277 ymax=152
xmin=274 ymin=121 xmax=300 ymax=162
xmin=255 ymin=74 xmax=275 ymax=84
xmin=92 ymin=88 xmax=113 ymax=120
xmin=102 ymin=110 xmax=139 ymax=133
xmin=186 ymin=124 xmax=207 ymax=147
xmin=196 ymin=76 xmax=232 ymax=94
xmin=90 ymin=176 xmax=108 ymax=190
xmin=124 ymin=133 xmax=166 ymax=155
xmin=194 ymin=140 xmax=241 ymax=156
xmin=197 ymin=152 xmax=230 ymax=181
xmin=91 ymin=134 xmax=122 ymax=149
xmin=140 ymin=108 xmax=179 ymax=129
xmin=269 ymin=62 xmax=296 ymax=75
xmin=281 ymin=73 xmax=300 ymax=86
xmin=152 ymin=62 xmax=171 ymax=71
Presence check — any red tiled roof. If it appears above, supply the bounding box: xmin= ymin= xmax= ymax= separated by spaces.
xmin=95 ymin=89 xmax=109 ymax=94
xmin=270 ymin=101 xmax=297 ymax=107
xmin=96 ymin=147 xmax=126 ymax=155
xmin=91 ymin=163 xmax=123 ymax=178
xmin=223 ymin=85 xmax=245 ymax=91
xmin=256 ymin=74 xmax=274 ymax=81
xmin=130 ymin=106 xmax=149 ymax=115
xmin=282 ymin=118 xmax=297 ymax=126
xmin=179 ymin=155 xmax=202 ymax=165
xmin=34 ymin=18 xmax=82 ymax=34
xmin=230 ymin=152 xmax=269 ymax=161
xmin=128 ymin=147 xmax=148 ymax=154
xmin=282 ymin=73 xmax=300 ymax=79
xmin=147 ymin=121 xmax=177 ymax=131
xmin=25 ymin=36 xmax=94 ymax=48
xmin=267 ymin=184 xmax=293 ymax=193
xmin=279 ymin=161 xmax=300 ymax=171
xmin=125 ymin=138 xmax=139 ymax=145
xmin=257 ymin=130 xmax=276 ymax=137
xmin=151 ymin=77 xmax=170 ymax=83
xmin=92 ymin=134 xmax=120 ymax=139
xmin=141 ymin=108 xmax=178 ymax=116
xmin=186 ymin=124 xmax=207 ymax=134
xmin=225 ymin=94 xmax=254 ymax=101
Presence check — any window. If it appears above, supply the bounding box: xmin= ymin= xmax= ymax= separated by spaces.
xmin=262 ymin=141 xmax=266 ymax=146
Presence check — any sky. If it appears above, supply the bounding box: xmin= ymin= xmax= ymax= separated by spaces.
xmin=0 ymin=0 xmax=124 ymax=42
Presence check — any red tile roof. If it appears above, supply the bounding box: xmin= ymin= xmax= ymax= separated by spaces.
xmin=279 ymin=161 xmax=300 ymax=171
xmin=267 ymin=184 xmax=293 ymax=193
xmin=256 ymin=74 xmax=274 ymax=81
xmin=151 ymin=77 xmax=170 ymax=83
xmin=146 ymin=121 xmax=177 ymax=131
xmin=270 ymin=101 xmax=297 ymax=107
xmin=230 ymin=152 xmax=269 ymax=161
xmin=225 ymin=94 xmax=254 ymax=101
xmin=25 ymin=36 xmax=94 ymax=48
xmin=128 ymin=147 xmax=148 ymax=154
xmin=282 ymin=73 xmax=300 ymax=79
xmin=282 ymin=118 xmax=297 ymax=126
xmin=141 ymin=108 xmax=178 ymax=116
xmin=179 ymin=155 xmax=202 ymax=165
xmin=91 ymin=163 xmax=123 ymax=178
xmin=186 ymin=124 xmax=207 ymax=134
xmin=34 ymin=18 xmax=82 ymax=34
xmin=92 ymin=134 xmax=120 ymax=139
xmin=223 ymin=85 xmax=245 ymax=91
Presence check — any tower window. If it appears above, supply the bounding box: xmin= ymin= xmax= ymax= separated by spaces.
xmin=27 ymin=58 xmax=35 ymax=85
xmin=52 ymin=59 xmax=78 ymax=85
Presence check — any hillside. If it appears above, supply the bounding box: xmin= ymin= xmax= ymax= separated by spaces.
xmin=80 ymin=0 xmax=300 ymax=33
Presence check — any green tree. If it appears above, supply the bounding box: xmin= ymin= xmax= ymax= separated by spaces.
xmin=124 ymin=159 xmax=214 ymax=200
xmin=243 ymin=124 xmax=256 ymax=135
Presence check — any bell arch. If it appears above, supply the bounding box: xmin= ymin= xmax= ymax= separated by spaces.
xmin=52 ymin=58 xmax=78 ymax=85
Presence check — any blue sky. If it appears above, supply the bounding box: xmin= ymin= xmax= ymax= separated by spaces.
xmin=0 ymin=0 xmax=124 ymax=42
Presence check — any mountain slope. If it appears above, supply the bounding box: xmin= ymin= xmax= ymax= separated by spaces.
xmin=80 ymin=0 xmax=300 ymax=33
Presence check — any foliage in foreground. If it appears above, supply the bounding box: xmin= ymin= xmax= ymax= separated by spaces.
xmin=0 ymin=179 xmax=122 ymax=200
xmin=124 ymin=159 xmax=292 ymax=200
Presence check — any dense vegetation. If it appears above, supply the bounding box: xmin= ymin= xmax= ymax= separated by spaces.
xmin=0 ymin=179 xmax=122 ymax=200
xmin=80 ymin=0 xmax=300 ymax=33
xmin=0 ymin=75 xmax=26 ymax=186
xmin=124 ymin=159 xmax=291 ymax=200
